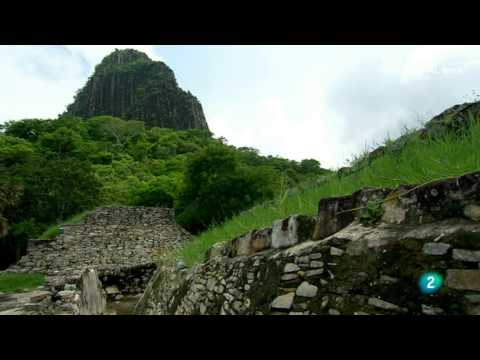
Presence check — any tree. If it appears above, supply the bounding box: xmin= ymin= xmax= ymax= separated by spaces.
xmin=38 ymin=127 xmax=83 ymax=159
xmin=2 ymin=119 xmax=51 ymax=142
xmin=87 ymin=116 xmax=146 ymax=148
xmin=130 ymin=176 xmax=178 ymax=207
xmin=176 ymin=145 xmax=273 ymax=233
xmin=18 ymin=158 xmax=101 ymax=223
xmin=299 ymin=159 xmax=322 ymax=174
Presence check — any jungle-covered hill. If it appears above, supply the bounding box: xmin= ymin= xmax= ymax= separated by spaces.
xmin=0 ymin=115 xmax=329 ymax=269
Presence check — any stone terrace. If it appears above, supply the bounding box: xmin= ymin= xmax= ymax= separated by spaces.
xmin=4 ymin=207 xmax=191 ymax=292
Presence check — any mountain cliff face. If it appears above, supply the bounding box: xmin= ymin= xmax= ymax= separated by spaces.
xmin=66 ymin=49 xmax=209 ymax=130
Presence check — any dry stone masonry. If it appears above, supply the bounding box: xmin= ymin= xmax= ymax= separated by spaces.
xmin=136 ymin=172 xmax=480 ymax=315
xmin=0 ymin=268 xmax=107 ymax=315
xmin=5 ymin=207 xmax=191 ymax=298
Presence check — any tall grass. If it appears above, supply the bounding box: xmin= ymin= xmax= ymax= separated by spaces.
xmin=177 ymin=119 xmax=480 ymax=266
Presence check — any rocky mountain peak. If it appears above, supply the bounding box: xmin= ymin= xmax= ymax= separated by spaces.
xmin=66 ymin=49 xmax=209 ymax=130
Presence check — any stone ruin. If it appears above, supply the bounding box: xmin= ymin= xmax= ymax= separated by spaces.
xmin=4 ymin=207 xmax=191 ymax=301
xmin=136 ymin=171 xmax=480 ymax=315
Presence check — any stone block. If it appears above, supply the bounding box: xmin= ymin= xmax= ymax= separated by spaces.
xmin=271 ymin=292 xmax=295 ymax=311
xmin=423 ymin=242 xmax=451 ymax=256
xmin=445 ymin=270 xmax=480 ymax=291
xmin=271 ymin=215 xmax=315 ymax=249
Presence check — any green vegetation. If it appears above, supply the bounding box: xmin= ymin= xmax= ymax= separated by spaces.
xmin=0 ymin=272 xmax=45 ymax=294
xmin=359 ymin=201 xmax=385 ymax=226
xmin=38 ymin=210 xmax=93 ymax=240
xmin=0 ymin=115 xmax=328 ymax=268
xmin=177 ymin=116 xmax=480 ymax=266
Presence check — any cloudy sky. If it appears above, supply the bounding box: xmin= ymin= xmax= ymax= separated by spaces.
xmin=2 ymin=45 xmax=480 ymax=169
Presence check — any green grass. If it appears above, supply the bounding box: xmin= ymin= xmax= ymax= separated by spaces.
xmin=177 ymin=118 xmax=480 ymax=267
xmin=0 ymin=273 xmax=45 ymax=294
xmin=38 ymin=210 xmax=93 ymax=240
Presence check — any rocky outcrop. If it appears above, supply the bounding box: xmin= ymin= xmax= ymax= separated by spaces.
xmin=66 ymin=49 xmax=209 ymax=130
xmin=136 ymin=171 xmax=480 ymax=315
xmin=5 ymin=207 xmax=191 ymax=296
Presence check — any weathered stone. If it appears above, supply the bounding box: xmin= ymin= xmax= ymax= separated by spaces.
xmin=79 ymin=268 xmax=106 ymax=315
xmin=232 ymin=301 xmax=243 ymax=313
xmin=175 ymin=261 xmax=187 ymax=270
xmin=250 ymin=228 xmax=272 ymax=254
xmin=272 ymin=215 xmax=315 ymax=249
xmin=328 ymin=309 xmax=341 ymax=315
xmin=283 ymin=263 xmax=300 ymax=273
xmin=310 ymin=261 xmax=324 ymax=268
xmin=330 ymin=246 xmax=344 ymax=256
xmin=381 ymin=200 xmax=407 ymax=225
xmin=206 ymin=278 xmax=216 ymax=291
xmin=422 ymin=242 xmax=451 ymax=256
xmin=421 ymin=304 xmax=444 ymax=315
xmin=229 ymin=289 xmax=243 ymax=298
xmin=271 ymin=293 xmax=295 ymax=310
xmin=214 ymin=285 xmax=225 ymax=294
xmin=296 ymin=281 xmax=318 ymax=298
xmin=29 ymin=291 xmax=51 ymax=303
xmin=105 ymin=285 xmax=120 ymax=295
xmin=379 ymin=275 xmax=399 ymax=284
xmin=284 ymin=241 xmax=316 ymax=257
xmin=232 ymin=232 xmax=253 ymax=257
xmin=309 ymin=252 xmax=323 ymax=260
xmin=465 ymin=294 xmax=480 ymax=303
xmin=445 ymin=270 xmax=480 ymax=291
xmin=58 ymin=290 xmax=76 ymax=300
xmin=368 ymin=297 xmax=401 ymax=311
xmin=64 ymin=284 xmax=76 ymax=291
xmin=281 ymin=273 xmax=299 ymax=281
xmin=353 ymin=311 xmax=369 ymax=315
xmin=305 ymin=269 xmax=324 ymax=277
xmin=295 ymin=256 xmax=310 ymax=265
xmin=452 ymin=249 xmax=480 ymax=262
xmin=223 ymin=293 xmax=234 ymax=302
xmin=464 ymin=204 xmax=480 ymax=222
xmin=313 ymin=195 xmax=356 ymax=240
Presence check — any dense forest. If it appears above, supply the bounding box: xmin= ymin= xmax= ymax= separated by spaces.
xmin=0 ymin=115 xmax=329 ymax=268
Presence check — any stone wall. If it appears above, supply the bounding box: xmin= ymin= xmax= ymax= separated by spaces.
xmin=136 ymin=172 xmax=480 ymax=315
xmin=5 ymin=207 xmax=191 ymax=295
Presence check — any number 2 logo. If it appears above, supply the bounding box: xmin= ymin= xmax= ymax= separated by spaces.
xmin=426 ymin=276 xmax=435 ymax=289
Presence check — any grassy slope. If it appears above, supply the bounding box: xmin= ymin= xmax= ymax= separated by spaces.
xmin=177 ymin=121 xmax=480 ymax=266
xmin=0 ymin=273 xmax=45 ymax=293
xmin=38 ymin=210 xmax=93 ymax=240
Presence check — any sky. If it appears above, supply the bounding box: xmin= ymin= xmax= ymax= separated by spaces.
xmin=2 ymin=45 xmax=480 ymax=169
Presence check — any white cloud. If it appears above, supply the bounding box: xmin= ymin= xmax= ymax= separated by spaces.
xmin=0 ymin=45 xmax=163 ymax=122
